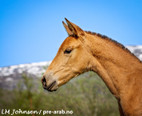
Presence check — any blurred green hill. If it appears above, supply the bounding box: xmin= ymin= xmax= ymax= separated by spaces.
xmin=0 ymin=72 xmax=119 ymax=116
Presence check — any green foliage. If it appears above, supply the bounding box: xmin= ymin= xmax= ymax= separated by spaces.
xmin=0 ymin=72 xmax=119 ymax=116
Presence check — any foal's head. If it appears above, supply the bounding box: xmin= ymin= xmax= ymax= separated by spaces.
xmin=42 ymin=19 xmax=92 ymax=91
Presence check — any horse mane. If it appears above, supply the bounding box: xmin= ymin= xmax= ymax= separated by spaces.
xmin=85 ymin=31 xmax=141 ymax=62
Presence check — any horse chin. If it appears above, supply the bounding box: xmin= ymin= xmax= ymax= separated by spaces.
xmin=47 ymin=88 xmax=58 ymax=92
xmin=44 ymin=86 xmax=58 ymax=92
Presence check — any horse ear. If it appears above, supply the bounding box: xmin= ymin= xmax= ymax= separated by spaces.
xmin=64 ymin=18 xmax=85 ymax=37
xmin=62 ymin=21 xmax=73 ymax=36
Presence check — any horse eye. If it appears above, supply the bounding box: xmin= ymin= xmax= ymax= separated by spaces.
xmin=64 ymin=49 xmax=72 ymax=54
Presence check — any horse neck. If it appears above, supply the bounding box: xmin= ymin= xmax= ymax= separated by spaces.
xmin=85 ymin=33 xmax=142 ymax=98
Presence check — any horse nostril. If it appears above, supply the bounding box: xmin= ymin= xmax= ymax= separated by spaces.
xmin=42 ymin=76 xmax=47 ymax=87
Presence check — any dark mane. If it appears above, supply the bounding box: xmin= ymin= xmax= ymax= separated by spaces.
xmin=85 ymin=31 xmax=141 ymax=62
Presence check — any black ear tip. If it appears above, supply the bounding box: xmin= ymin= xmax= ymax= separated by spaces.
xmin=65 ymin=18 xmax=69 ymax=22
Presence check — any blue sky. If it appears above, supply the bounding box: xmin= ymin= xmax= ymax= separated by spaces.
xmin=0 ymin=0 xmax=142 ymax=67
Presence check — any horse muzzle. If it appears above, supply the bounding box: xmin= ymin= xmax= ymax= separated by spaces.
xmin=41 ymin=74 xmax=58 ymax=92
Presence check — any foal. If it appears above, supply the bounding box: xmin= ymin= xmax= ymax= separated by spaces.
xmin=42 ymin=18 xmax=142 ymax=116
